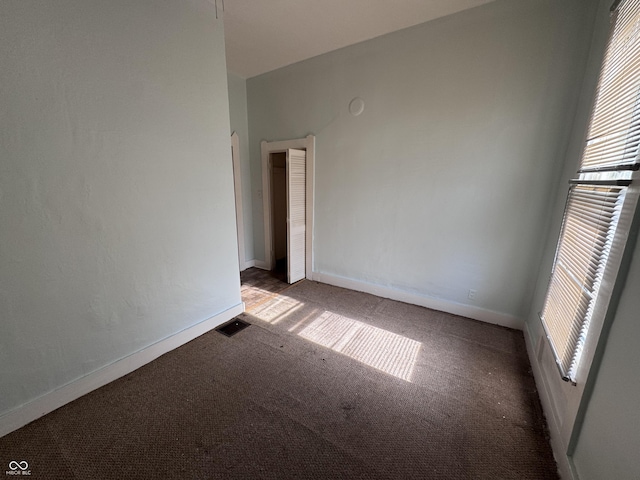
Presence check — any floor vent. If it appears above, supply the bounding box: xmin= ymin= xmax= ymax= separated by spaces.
xmin=215 ymin=318 xmax=251 ymax=337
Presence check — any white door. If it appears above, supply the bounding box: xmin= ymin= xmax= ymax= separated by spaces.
xmin=286 ymin=149 xmax=306 ymax=284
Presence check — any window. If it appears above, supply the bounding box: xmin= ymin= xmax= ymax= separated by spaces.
xmin=540 ymin=0 xmax=640 ymax=384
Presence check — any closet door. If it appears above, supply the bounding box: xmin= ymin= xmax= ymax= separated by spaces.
xmin=286 ymin=149 xmax=306 ymax=284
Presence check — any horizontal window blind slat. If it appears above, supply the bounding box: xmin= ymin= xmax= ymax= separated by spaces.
xmin=580 ymin=1 xmax=640 ymax=171
xmin=542 ymin=1 xmax=637 ymax=384
xmin=541 ymin=183 xmax=625 ymax=382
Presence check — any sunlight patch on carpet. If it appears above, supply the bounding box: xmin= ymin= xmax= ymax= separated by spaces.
xmin=298 ymin=311 xmax=421 ymax=382
xmin=250 ymin=296 xmax=303 ymax=324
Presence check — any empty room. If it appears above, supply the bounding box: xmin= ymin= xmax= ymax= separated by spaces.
xmin=1 ymin=0 xmax=639 ymax=479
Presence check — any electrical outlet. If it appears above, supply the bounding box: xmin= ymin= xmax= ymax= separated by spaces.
xmin=468 ymin=289 xmax=477 ymax=300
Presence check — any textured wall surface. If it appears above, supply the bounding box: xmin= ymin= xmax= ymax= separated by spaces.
xmin=0 ymin=0 xmax=240 ymax=416
xmin=247 ymin=0 xmax=596 ymax=320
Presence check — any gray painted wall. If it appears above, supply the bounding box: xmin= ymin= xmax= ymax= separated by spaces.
xmin=246 ymin=0 xmax=597 ymax=320
xmin=227 ymin=73 xmax=255 ymax=264
xmin=572 ymin=235 xmax=640 ymax=479
xmin=0 ymin=0 xmax=240 ymax=416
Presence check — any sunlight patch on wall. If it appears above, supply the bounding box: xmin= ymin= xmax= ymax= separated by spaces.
xmin=298 ymin=311 xmax=421 ymax=382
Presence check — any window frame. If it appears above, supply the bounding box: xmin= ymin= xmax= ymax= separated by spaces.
xmin=539 ymin=0 xmax=640 ymax=388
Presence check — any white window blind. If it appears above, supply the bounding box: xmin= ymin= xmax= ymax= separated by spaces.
xmin=541 ymin=185 xmax=625 ymax=382
xmin=581 ymin=0 xmax=640 ymax=173
xmin=540 ymin=0 xmax=640 ymax=384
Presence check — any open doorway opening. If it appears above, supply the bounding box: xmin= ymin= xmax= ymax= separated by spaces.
xmin=267 ymin=148 xmax=306 ymax=283
xmin=261 ymin=136 xmax=315 ymax=284
xmin=270 ymin=152 xmax=287 ymax=279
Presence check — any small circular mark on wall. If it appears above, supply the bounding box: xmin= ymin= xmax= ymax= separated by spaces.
xmin=349 ymin=97 xmax=365 ymax=116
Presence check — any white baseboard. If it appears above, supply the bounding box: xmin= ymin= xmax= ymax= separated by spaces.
xmin=0 ymin=302 xmax=245 ymax=439
xmin=241 ymin=259 xmax=255 ymax=271
xmin=253 ymin=260 xmax=269 ymax=270
xmin=312 ymin=272 xmax=523 ymax=330
xmin=523 ymin=322 xmax=575 ymax=480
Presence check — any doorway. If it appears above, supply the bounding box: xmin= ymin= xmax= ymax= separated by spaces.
xmin=261 ymin=136 xmax=315 ymax=284
xmin=267 ymin=148 xmax=306 ymax=284
xmin=270 ymin=152 xmax=287 ymax=278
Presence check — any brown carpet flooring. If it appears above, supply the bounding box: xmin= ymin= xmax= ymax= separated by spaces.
xmin=0 ymin=269 xmax=558 ymax=479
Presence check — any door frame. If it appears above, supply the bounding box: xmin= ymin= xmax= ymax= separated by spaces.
xmin=261 ymin=135 xmax=315 ymax=280
xmin=231 ymin=132 xmax=246 ymax=271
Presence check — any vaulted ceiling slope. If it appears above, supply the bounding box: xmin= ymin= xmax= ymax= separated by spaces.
xmin=223 ymin=0 xmax=496 ymax=78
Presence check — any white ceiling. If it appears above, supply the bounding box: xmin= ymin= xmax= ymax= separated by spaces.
xmin=223 ymin=0 xmax=496 ymax=78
